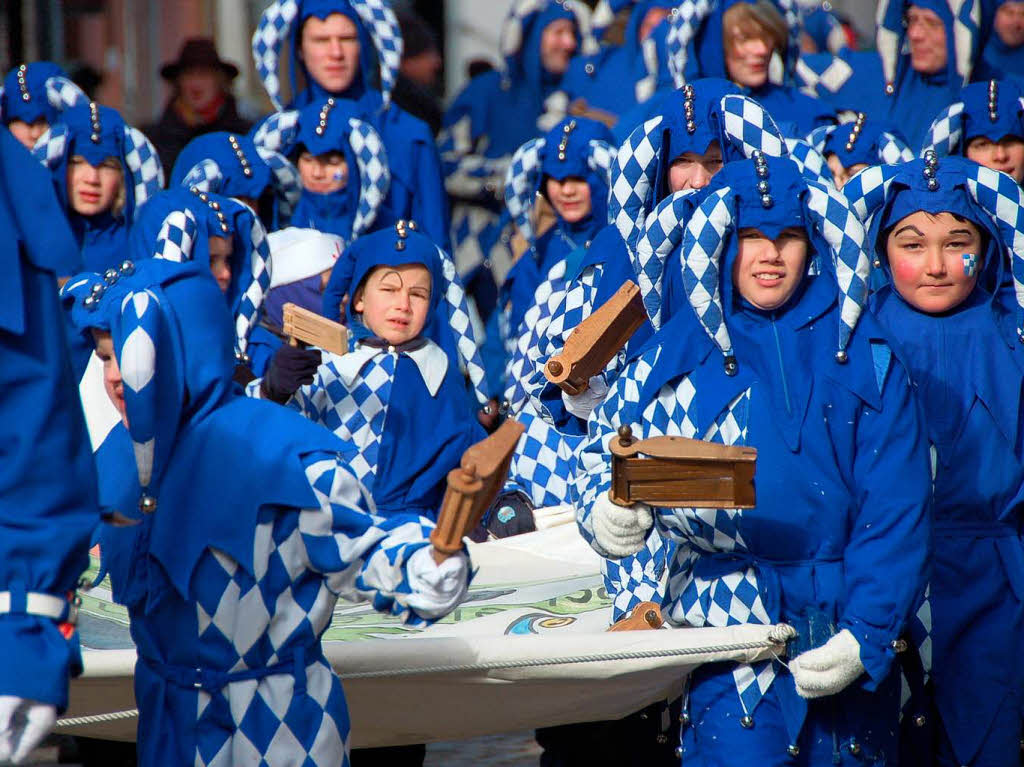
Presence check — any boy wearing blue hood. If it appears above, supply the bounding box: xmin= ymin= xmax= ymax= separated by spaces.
xmin=846 ymin=155 xmax=1024 ymax=767
xmin=259 ymin=224 xmax=486 ymax=521
xmin=63 ymin=256 xmax=470 ymax=767
xmin=577 ymin=156 xmax=930 ymax=765
xmin=253 ymin=0 xmax=449 ymax=250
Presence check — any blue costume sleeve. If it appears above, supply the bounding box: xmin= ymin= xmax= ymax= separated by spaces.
xmin=300 ymin=451 xmax=457 ymax=625
xmin=0 ymin=131 xmax=97 ymax=710
xmin=438 ymin=74 xmax=512 ymax=205
xmin=838 ymin=355 xmax=931 ymax=688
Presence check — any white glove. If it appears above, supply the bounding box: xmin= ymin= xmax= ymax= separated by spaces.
xmin=591 ymin=493 xmax=653 ymax=558
xmin=562 ymin=375 xmax=609 ymax=421
xmin=789 ymin=628 xmax=865 ymax=699
xmin=404 ymin=546 xmax=470 ymax=619
xmin=0 ymin=696 xmax=57 ymax=764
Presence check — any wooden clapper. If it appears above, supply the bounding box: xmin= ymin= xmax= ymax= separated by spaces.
xmin=544 ymin=281 xmax=647 ymax=396
xmin=430 ymin=419 xmax=526 ymax=562
xmin=282 ymin=303 xmax=348 ymax=355
xmin=606 ymin=425 xmax=757 ymax=631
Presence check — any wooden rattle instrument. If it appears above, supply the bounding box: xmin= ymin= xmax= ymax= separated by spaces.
xmin=431 ymin=419 xmax=526 ymax=563
xmin=282 ymin=303 xmax=348 ymax=355
xmin=607 ymin=601 xmax=665 ymax=632
xmin=609 ymin=425 xmax=757 ymax=508
xmin=544 ymin=281 xmax=647 ymax=396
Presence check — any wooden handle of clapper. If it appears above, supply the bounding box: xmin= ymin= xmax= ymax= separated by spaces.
xmin=282 ymin=303 xmax=348 ymax=355
xmin=430 ymin=419 xmax=527 ymax=563
xmin=544 ymin=281 xmax=646 ymax=395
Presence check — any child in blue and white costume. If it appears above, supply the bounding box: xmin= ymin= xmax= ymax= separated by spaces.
xmin=439 ymin=0 xmax=593 ymax=283
xmin=484 ymin=116 xmax=615 ymax=402
xmin=253 ymin=96 xmax=392 ymax=239
xmin=63 ymin=257 xmax=468 ymax=767
xmin=806 ymin=114 xmax=915 ymax=191
xmin=844 ymin=155 xmax=1024 ymax=766
xmin=253 ymin=0 xmax=449 ymax=249
xmin=257 ymin=225 xmax=486 ymax=520
xmin=577 ymin=156 xmax=930 ymax=764
xmin=0 ymin=62 xmax=73 ymax=150
xmin=32 ymin=99 xmax=163 ymax=275
xmin=169 ymin=130 xmax=302 ymax=231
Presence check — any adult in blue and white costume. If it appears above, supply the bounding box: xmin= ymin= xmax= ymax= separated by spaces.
xmin=798 ymin=0 xmax=994 ymax=150
xmin=252 ymin=0 xmax=448 ymax=249
xmin=577 ymin=156 xmax=931 ymax=764
xmin=665 ymin=0 xmax=836 ymax=137
xmin=844 ymin=155 xmax=1024 ymax=766
xmin=555 ymin=0 xmax=677 ymax=125
xmin=62 ymin=257 xmax=468 ymax=767
xmin=922 ymin=79 xmax=1024 ymax=185
xmin=984 ymin=0 xmax=1024 ymax=87
xmin=32 ymin=99 xmax=164 ymax=274
xmin=169 ymin=130 xmax=302 ymax=231
xmin=252 ymin=96 xmax=391 ymax=239
xmin=0 ymin=62 xmax=72 ymax=150
xmin=439 ymin=0 xmax=593 ymax=283
xmin=129 ymin=186 xmax=273 ymax=380
xmin=257 ymin=226 xmax=486 ymax=520
xmin=806 ymin=113 xmax=915 ymax=191
xmin=0 ymin=121 xmax=97 ymax=765
xmin=484 ymin=116 xmax=615 ymax=401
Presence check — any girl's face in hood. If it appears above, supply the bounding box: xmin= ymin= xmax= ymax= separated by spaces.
xmin=208 ymin=235 xmax=234 ymax=293
xmin=300 ymin=13 xmax=361 ymax=94
xmin=668 ymin=140 xmax=723 ymax=192
xmin=353 ymin=263 xmax=432 ymax=345
xmin=732 ymin=227 xmax=809 ymax=310
xmin=545 ymin=176 xmax=592 ymax=223
xmin=540 ymin=19 xmax=578 ymax=76
xmin=92 ymin=329 xmax=128 ymax=426
xmin=67 ymin=154 xmax=123 ymax=217
xmin=966 ymin=135 xmax=1024 ymax=182
xmin=886 ymin=210 xmax=983 ymax=313
xmin=7 ymin=117 xmax=48 ymax=150
xmin=906 ymin=5 xmax=948 ymax=75
xmin=297 ymin=149 xmax=349 ymax=194
xmin=996 ymin=1 xmax=1024 ymax=47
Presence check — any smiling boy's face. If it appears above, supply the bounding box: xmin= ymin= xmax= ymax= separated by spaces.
xmin=353 ymin=263 xmax=432 ymax=345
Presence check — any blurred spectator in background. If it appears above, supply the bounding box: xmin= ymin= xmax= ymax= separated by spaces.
xmin=985 ymin=0 xmax=1024 ymax=87
xmin=393 ymin=7 xmax=444 ymax=134
xmin=69 ymin=64 xmax=103 ymax=101
xmin=143 ymin=38 xmax=251 ymax=174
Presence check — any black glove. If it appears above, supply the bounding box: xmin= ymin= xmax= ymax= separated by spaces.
xmin=261 ymin=344 xmax=322 ymax=404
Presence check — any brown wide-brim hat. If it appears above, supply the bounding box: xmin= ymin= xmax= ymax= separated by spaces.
xmin=160 ymin=38 xmax=240 ymax=81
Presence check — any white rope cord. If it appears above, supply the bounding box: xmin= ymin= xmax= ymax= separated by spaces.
xmin=53 ymin=625 xmax=794 ymax=728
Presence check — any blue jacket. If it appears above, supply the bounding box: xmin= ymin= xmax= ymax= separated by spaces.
xmin=0 ymin=128 xmax=96 ymax=711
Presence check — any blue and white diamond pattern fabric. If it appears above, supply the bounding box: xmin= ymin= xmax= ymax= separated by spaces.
xmin=921 ymin=102 xmax=966 ymax=158
xmin=154 ymin=209 xmax=198 ymax=263
xmin=43 ymin=75 xmax=87 ymax=111
xmin=351 ymin=0 xmax=404 ymax=108
xmin=505 ymin=404 xmax=582 ymax=507
xmin=681 ymin=188 xmax=736 ymax=357
xmin=587 ymin=138 xmax=616 ymax=181
xmin=237 ymin=218 xmax=274 ymax=363
xmin=435 ymin=245 xmax=490 ymax=406
xmin=252 ymin=110 xmax=301 ymax=156
xmin=348 ymin=117 xmax=390 ymax=237
xmin=180 ymin=159 xmax=223 ymax=196
xmin=123 ymin=126 xmax=165 ymax=211
xmin=965 ymin=165 xmax=1024 ymax=334
xmin=665 ymin=0 xmax=715 ymax=88
xmin=293 ymin=351 xmax=397 ymax=493
xmin=794 ymin=54 xmax=854 ymax=97
xmin=634 ymin=190 xmax=699 ymax=329
xmin=802 ymin=179 xmax=870 ymax=356
xmin=116 ymin=289 xmax=163 ymax=491
xmin=504 ymin=138 xmax=546 ymax=249
xmin=878 ymin=132 xmax=915 ymax=164
xmin=251 ymin=0 xmax=301 ymax=112
xmin=720 ymin=95 xmax=786 ymax=160
xmin=191 ymin=449 xmax=437 ymax=766
xmin=611 ymin=116 xmax=664 ymax=252
xmin=255 ymin=147 xmax=303 ymax=220
xmin=604 ymin=528 xmax=671 ymax=624
xmin=30 ymin=124 xmax=69 ymax=169
xmin=840 ymin=164 xmax=901 ymax=224
xmin=785 ymin=137 xmax=831 ymax=186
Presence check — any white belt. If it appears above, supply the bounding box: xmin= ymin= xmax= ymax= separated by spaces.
xmin=0 ymin=591 xmax=75 ymax=622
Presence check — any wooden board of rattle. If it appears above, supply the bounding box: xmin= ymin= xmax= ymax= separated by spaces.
xmin=282 ymin=303 xmax=348 ymax=356
xmin=431 ymin=419 xmax=527 ymax=556
xmin=609 ymin=428 xmax=757 ymax=509
xmin=544 ymin=281 xmax=646 ymax=395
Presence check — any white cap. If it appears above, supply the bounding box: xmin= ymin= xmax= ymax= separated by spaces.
xmin=267 ymin=227 xmax=344 ymax=288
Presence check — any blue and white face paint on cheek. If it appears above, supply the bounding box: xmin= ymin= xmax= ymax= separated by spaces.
xmin=963 ymin=252 xmax=978 ymax=277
